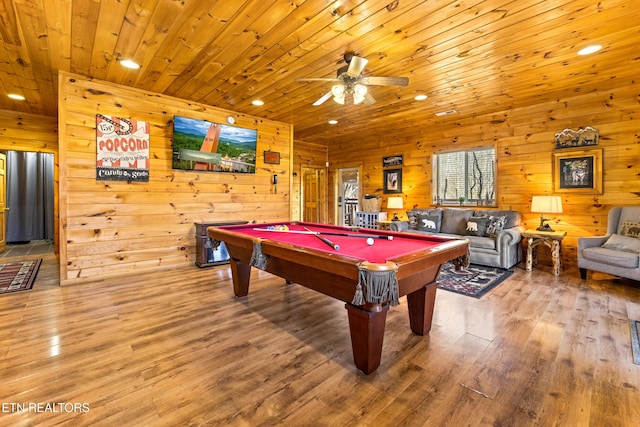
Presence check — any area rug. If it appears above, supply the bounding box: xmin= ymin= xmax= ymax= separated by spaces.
xmin=437 ymin=262 xmax=513 ymax=298
xmin=0 ymin=259 xmax=42 ymax=294
xmin=631 ymin=320 xmax=640 ymax=365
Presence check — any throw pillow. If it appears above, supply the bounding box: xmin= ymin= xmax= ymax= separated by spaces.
xmin=406 ymin=209 xmax=429 ymax=230
xmin=619 ymin=221 xmax=640 ymax=238
xmin=602 ymin=233 xmax=640 ymax=253
xmin=486 ymin=215 xmax=507 ymax=237
xmin=417 ymin=214 xmax=442 ymax=232
xmin=465 ymin=217 xmax=489 ymax=237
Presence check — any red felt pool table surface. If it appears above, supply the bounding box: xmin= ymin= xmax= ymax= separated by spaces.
xmin=226 ymin=222 xmax=446 ymax=264
xmin=208 ymin=221 xmax=469 ymax=374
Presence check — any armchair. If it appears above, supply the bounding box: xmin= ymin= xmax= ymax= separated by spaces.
xmin=578 ymin=206 xmax=640 ymax=281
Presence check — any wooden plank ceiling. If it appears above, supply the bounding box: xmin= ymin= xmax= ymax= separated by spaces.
xmin=0 ymin=0 xmax=637 ymax=146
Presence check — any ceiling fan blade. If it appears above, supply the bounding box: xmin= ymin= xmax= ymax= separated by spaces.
xmin=363 ymin=92 xmax=376 ymax=105
xmin=346 ymin=56 xmax=368 ymax=77
xmin=296 ymin=77 xmax=339 ymax=82
xmin=312 ymin=91 xmax=333 ymax=106
xmin=360 ymin=76 xmax=409 ymax=86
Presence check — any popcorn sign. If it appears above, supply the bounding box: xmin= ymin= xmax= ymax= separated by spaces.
xmin=96 ymin=114 xmax=150 ymax=182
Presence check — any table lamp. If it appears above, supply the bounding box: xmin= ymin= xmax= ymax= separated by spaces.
xmin=387 ymin=196 xmax=404 ymax=221
xmin=531 ymin=195 xmax=562 ymax=232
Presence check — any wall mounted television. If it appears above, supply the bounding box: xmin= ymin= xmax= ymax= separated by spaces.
xmin=172 ymin=115 xmax=258 ymax=173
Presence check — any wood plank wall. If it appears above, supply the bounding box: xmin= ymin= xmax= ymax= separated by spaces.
xmin=291 ymin=140 xmax=328 ymax=222
xmin=0 ymin=109 xmax=59 ymax=249
xmin=326 ymin=85 xmax=640 ymax=269
xmin=58 ymin=72 xmax=292 ymax=286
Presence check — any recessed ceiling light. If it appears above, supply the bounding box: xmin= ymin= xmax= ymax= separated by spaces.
xmin=577 ymin=45 xmax=602 ymax=56
xmin=8 ymin=93 xmax=25 ymax=100
xmin=328 ymin=120 xmax=338 ymax=125
xmin=435 ymin=109 xmax=457 ymax=116
xmin=120 ymin=59 xmax=140 ymax=69
xmin=252 ymin=100 xmax=264 ymax=106
xmin=414 ymin=94 xmax=428 ymax=101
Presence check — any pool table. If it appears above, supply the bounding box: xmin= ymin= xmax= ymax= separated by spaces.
xmin=208 ymin=221 xmax=469 ymax=374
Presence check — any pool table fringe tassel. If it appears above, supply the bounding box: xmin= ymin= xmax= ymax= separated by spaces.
xmin=353 ymin=269 xmax=400 ymax=307
xmin=250 ymin=242 xmax=269 ymax=269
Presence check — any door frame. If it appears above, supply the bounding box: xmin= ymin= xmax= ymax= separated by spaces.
xmin=301 ymin=166 xmax=327 ymax=223
xmin=335 ymin=166 xmax=362 ymax=226
xmin=0 ymin=149 xmax=59 ymax=255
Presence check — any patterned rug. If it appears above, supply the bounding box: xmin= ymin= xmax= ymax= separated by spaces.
xmin=437 ymin=262 xmax=513 ymax=298
xmin=631 ymin=320 xmax=640 ymax=365
xmin=0 ymin=259 xmax=42 ymax=294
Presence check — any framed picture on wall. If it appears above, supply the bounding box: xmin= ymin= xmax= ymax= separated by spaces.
xmin=264 ymin=150 xmax=280 ymax=164
xmin=553 ymin=148 xmax=603 ymax=194
xmin=383 ymin=169 xmax=402 ymax=194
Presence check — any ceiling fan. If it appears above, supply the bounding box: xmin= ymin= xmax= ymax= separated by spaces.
xmin=296 ymin=53 xmax=409 ymax=106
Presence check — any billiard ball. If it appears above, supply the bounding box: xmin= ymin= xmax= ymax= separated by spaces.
xmin=366 ymin=238 xmax=374 ymax=246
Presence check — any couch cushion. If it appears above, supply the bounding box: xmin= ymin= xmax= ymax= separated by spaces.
xmin=417 ymin=213 xmax=442 ymax=232
xmin=466 ymin=235 xmax=497 ymax=250
xmin=406 ymin=208 xmax=442 ymax=230
xmin=583 ymin=247 xmax=639 ymax=269
xmin=602 ymin=233 xmax=640 ymax=253
xmin=465 ymin=217 xmax=489 ymax=237
xmin=475 ymin=209 xmax=520 ymax=229
xmin=440 ymin=208 xmax=474 ymax=235
xmin=619 ymin=221 xmax=640 ymax=239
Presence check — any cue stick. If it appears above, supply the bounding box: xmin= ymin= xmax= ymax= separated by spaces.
xmin=304 ymin=227 xmax=340 ymax=250
xmin=252 ymin=228 xmax=393 ymax=240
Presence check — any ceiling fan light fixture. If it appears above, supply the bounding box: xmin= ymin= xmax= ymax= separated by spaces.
xmin=331 ymin=83 xmax=346 ymax=104
xmin=353 ymin=84 xmax=367 ymax=104
xmin=331 ymin=84 xmax=345 ymax=98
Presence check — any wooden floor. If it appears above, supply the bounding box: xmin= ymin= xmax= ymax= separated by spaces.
xmin=1 ymin=253 xmax=639 ymax=426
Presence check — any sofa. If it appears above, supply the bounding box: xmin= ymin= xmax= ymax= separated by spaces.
xmin=389 ymin=207 xmax=524 ymax=269
xmin=578 ymin=206 xmax=640 ymax=281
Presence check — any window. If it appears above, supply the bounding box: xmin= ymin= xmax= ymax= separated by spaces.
xmin=433 ymin=147 xmax=496 ymax=205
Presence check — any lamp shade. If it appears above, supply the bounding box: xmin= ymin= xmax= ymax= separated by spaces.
xmin=387 ymin=197 xmax=404 ymax=210
xmin=531 ymin=195 xmax=563 ymax=213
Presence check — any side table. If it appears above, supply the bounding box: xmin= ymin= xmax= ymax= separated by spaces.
xmin=523 ymin=229 xmax=567 ymax=276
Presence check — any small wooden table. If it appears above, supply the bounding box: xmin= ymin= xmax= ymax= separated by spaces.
xmin=523 ymin=229 xmax=567 ymax=276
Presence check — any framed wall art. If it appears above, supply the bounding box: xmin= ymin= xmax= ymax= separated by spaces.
xmin=264 ymin=150 xmax=280 ymax=165
xmin=554 ymin=126 xmax=599 ymax=149
xmin=553 ymin=148 xmax=603 ymax=194
xmin=382 ymin=154 xmax=403 ymax=167
xmin=383 ymin=169 xmax=402 ymax=194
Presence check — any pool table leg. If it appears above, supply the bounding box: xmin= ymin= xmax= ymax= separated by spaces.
xmin=345 ymin=303 xmax=389 ymax=374
xmin=406 ymin=282 xmax=438 ymax=336
xmin=229 ymin=259 xmax=251 ymax=297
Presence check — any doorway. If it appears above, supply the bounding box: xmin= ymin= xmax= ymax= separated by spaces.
xmin=2 ymin=151 xmax=55 ymax=257
xmin=301 ymin=167 xmax=327 ymax=223
xmin=336 ymin=167 xmax=360 ymax=226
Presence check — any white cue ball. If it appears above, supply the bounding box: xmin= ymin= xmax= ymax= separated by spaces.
xmin=366 ymin=238 xmax=374 ymax=246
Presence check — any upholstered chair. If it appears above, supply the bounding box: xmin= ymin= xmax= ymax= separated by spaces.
xmin=578 ymin=206 xmax=640 ymax=281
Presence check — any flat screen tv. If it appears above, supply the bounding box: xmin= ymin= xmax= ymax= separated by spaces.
xmin=172 ymin=115 xmax=257 ymax=173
